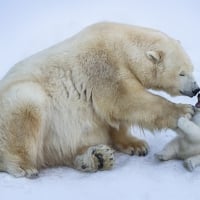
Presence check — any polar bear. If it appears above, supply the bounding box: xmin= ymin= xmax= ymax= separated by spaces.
xmin=156 ymin=93 xmax=200 ymax=171
xmin=0 ymin=22 xmax=199 ymax=178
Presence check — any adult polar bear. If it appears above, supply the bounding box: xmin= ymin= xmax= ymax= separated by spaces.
xmin=0 ymin=22 xmax=199 ymax=177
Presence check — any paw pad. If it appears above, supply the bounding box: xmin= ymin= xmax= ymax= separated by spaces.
xmin=74 ymin=144 xmax=115 ymax=172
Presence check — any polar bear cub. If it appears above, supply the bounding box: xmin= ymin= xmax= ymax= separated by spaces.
xmin=156 ymin=94 xmax=200 ymax=171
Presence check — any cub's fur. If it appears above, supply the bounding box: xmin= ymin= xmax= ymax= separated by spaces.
xmin=157 ymin=94 xmax=200 ymax=171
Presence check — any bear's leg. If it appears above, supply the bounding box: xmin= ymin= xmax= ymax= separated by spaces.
xmin=73 ymin=144 xmax=115 ymax=172
xmin=155 ymin=137 xmax=180 ymax=161
xmin=93 ymin=79 xmax=193 ymax=143
xmin=109 ymin=124 xmax=149 ymax=156
xmin=1 ymin=153 xmax=39 ymax=178
xmin=184 ymin=155 xmax=200 ymax=171
xmin=1 ymin=101 xmax=43 ymax=178
xmin=0 ymin=82 xmax=46 ymax=178
xmin=96 ymin=79 xmax=193 ymax=130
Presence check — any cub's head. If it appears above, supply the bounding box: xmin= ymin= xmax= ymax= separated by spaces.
xmin=146 ymin=39 xmax=199 ymax=97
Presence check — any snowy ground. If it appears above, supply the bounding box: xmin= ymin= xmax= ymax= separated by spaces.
xmin=0 ymin=1 xmax=200 ymax=199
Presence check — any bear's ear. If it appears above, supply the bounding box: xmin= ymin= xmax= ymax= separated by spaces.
xmin=146 ymin=50 xmax=164 ymax=64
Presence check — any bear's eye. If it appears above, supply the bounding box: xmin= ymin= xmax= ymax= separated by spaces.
xmin=179 ymin=72 xmax=185 ymax=76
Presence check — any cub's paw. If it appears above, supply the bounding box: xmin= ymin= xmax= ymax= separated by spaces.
xmin=184 ymin=159 xmax=195 ymax=172
xmin=116 ymin=139 xmax=149 ymax=156
xmin=74 ymin=144 xmax=115 ymax=172
xmin=155 ymin=152 xmax=170 ymax=161
xmin=177 ymin=104 xmax=194 ymax=119
xmin=177 ymin=117 xmax=190 ymax=128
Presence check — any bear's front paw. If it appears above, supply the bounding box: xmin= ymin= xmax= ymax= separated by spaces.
xmin=116 ymin=139 xmax=149 ymax=156
xmin=177 ymin=104 xmax=194 ymax=119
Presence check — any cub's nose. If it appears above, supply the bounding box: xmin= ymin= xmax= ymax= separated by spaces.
xmin=193 ymin=88 xmax=200 ymax=96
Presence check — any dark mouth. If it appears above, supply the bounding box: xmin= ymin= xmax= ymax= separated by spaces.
xmin=196 ymin=102 xmax=200 ymax=108
xmin=196 ymin=93 xmax=200 ymax=108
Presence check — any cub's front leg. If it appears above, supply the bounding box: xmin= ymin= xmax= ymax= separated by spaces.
xmin=177 ymin=117 xmax=200 ymax=142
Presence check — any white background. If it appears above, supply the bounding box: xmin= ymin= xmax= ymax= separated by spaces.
xmin=0 ymin=1 xmax=200 ymax=200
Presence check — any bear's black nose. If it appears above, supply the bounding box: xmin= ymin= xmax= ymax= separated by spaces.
xmin=193 ymin=88 xmax=200 ymax=96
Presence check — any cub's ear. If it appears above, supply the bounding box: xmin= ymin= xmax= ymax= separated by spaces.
xmin=146 ymin=50 xmax=164 ymax=64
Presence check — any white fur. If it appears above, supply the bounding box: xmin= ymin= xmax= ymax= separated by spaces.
xmin=156 ymin=108 xmax=200 ymax=171
xmin=0 ymin=22 xmax=198 ymax=177
xmin=73 ymin=144 xmax=115 ymax=172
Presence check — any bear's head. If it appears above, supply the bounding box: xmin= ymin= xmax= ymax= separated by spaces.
xmin=145 ymin=39 xmax=199 ymax=97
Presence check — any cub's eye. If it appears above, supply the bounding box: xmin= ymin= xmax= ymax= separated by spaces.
xmin=179 ymin=72 xmax=185 ymax=76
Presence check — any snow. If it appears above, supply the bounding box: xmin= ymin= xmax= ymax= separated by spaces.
xmin=0 ymin=1 xmax=200 ymax=199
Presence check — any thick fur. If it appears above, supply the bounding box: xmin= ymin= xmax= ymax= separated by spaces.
xmin=156 ymin=107 xmax=200 ymax=171
xmin=0 ymin=22 xmax=199 ymax=177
